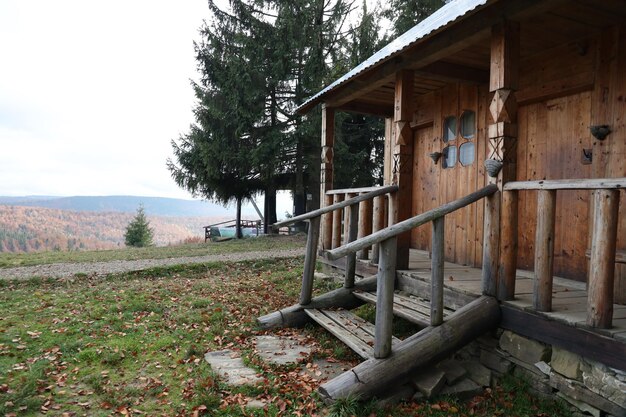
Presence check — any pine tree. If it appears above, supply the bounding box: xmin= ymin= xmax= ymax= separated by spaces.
xmin=381 ymin=0 xmax=446 ymax=37
xmin=124 ymin=205 xmax=154 ymax=247
xmin=334 ymin=1 xmax=386 ymax=188
xmin=169 ymin=0 xmax=358 ymax=232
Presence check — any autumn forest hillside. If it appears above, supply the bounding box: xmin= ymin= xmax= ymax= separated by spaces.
xmin=0 ymin=205 xmax=227 ymax=253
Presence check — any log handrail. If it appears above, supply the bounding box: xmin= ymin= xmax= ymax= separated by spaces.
xmin=503 ymin=177 xmax=626 ymax=191
xmin=272 ymin=185 xmax=398 ymax=228
xmin=326 ymin=184 xmax=498 ymax=260
xmin=501 ymin=178 xmax=623 ymax=329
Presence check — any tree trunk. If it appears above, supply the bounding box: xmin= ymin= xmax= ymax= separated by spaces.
xmin=264 ymin=185 xmax=277 ymax=234
xmin=236 ymin=197 xmax=243 ymax=239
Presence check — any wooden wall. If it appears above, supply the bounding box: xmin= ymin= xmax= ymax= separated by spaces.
xmin=516 ymin=92 xmax=593 ymax=280
xmin=403 ymin=26 xmax=625 ymax=296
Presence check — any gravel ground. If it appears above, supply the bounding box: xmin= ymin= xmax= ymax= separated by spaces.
xmin=0 ymin=248 xmax=306 ymax=280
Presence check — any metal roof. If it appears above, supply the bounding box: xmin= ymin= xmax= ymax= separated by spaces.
xmin=297 ymin=0 xmax=490 ymax=113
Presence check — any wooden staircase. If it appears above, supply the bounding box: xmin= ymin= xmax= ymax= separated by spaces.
xmin=304 ymin=308 xmax=401 ymax=359
xmin=353 ymin=289 xmax=456 ymax=327
xmin=304 ymin=289 xmax=458 ymax=360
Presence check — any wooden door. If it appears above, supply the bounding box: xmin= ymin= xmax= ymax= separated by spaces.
xmin=411 ymin=84 xmax=488 ymax=267
xmin=516 ymin=91 xmax=593 ymax=281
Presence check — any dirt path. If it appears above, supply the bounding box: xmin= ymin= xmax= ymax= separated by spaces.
xmin=0 ymin=248 xmax=306 ymax=280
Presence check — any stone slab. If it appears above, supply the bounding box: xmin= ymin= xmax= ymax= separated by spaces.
xmin=461 ymin=361 xmax=492 ymax=387
xmin=480 ymin=349 xmax=514 ymax=374
xmin=254 ymin=335 xmax=312 ymax=366
xmin=440 ymin=379 xmax=482 ymax=400
xmin=437 ymin=359 xmax=468 ymax=385
xmin=499 ymin=330 xmax=551 ymax=364
xmin=551 ymin=347 xmax=583 ymax=380
xmin=412 ymin=368 xmax=446 ymax=398
xmin=204 ymin=350 xmax=262 ymax=386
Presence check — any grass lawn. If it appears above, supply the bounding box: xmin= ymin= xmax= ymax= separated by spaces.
xmin=0 ymin=235 xmax=306 ymax=268
xmin=0 ymin=257 xmax=572 ymax=416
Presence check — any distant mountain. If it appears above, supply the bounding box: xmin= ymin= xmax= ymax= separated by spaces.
xmin=0 ymin=205 xmax=229 ymax=253
xmin=0 ymin=195 xmax=257 ymax=217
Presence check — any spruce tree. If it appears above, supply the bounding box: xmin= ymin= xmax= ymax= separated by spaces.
xmin=382 ymin=0 xmax=446 ymax=37
xmin=169 ymin=0 xmax=358 ymax=231
xmin=124 ymin=205 xmax=154 ymax=247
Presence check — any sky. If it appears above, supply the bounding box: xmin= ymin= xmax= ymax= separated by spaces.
xmin=0 ymin=0 xmax=297 ymax=215
xmin=0 ymin=1 xmax=390 ymax=218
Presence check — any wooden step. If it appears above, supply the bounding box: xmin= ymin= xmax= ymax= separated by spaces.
xmin=304 ymin=308 xmax=400 ymax=359
xmin=352 ymin=290 xmax=456 ymax=327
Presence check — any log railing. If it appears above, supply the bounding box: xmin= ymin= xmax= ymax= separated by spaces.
xmin=326 ymin=184 xmax=498 ymax=358
xmin=324 ymin=186 xmax=390 ymax=263
xmin=501 ymin=178 xmax=625 ymax=329
xmin=273 ymin=185 xmax=398 ymax=306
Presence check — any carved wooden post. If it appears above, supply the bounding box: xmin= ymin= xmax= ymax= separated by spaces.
xmin=345 ymin=203 xmax=359 ymax=289
xmin=483 ymin=19 xmax=519 ymax=297
xmin=375 ymin=236 xmax=397 ymax=358
xmin=431 ymin=217 xmax=445 ymax=326
xmin=357 ymin=195 xmax=373 ymax=260
xmin=320 ymin=105 xmax=335 ymax=250
xmin=301 ymin=216 xmax=321 ymax=305
xmin=331 ymin=193 xmax=344 ymax=249
xmin=390 ymin=70 xmax=414 ymax=270
xmin=371 ymin=195 xmax=386 ymax=264
xmin=533 ymin=190 xmax=556 ymax=312
xmin=588 ymin=190 xmax=619 ymax=328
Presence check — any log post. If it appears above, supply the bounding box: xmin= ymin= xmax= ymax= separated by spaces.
xmin=331 ymin=193 xmax=344 ymax=249
xmin=483 ymin=19 xmax=520 ymax=297
xmin=343 ymin=193 xmax=355 ymax=245
xmin=371 ymin=195 xmax=386 ymax=264
xmin=431 ymin=217 xmax=445 ymax=326
xmin=374 ymin=236 xmax=397 ymax=358
xmin=533 ymin=190 xmax=556 ymax=312
xmin=344 ymin=203 xmax=359 ymax=289
xmin=390 ymin=70 xmax=414 ymax=270
xmin=587 ymin=190 xmax=620 ymax=328
xmin=498 ymin=190 xmax=518 ymax=300
xmin=301 ymin=216 xmax=321 ymax=305
xmin=481 ymin=195 xmax=500 ymax=296
xmin=320 ymin=105 xmax=335 ymax=250
xmin=357 ymin=196 xmax=373 ymax=260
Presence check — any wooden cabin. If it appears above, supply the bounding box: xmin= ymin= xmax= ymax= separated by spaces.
xmin=261 ymin=0 xmax=626 ymax=413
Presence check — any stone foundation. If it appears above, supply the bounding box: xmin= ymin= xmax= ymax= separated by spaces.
xmin=455 ymin=329 xmax=626 ymax=417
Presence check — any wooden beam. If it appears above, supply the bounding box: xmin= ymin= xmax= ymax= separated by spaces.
xmin=357 ymin=196 xmax=373 ymax=260
xmin=486 ymin=18 xmax=520 ymax=299
xmin=336 ymin=101 xmax=394 ymax=117
xmin=500 ymin=305 xmax=626 ymax=371
xmin=331 ymin=194 xmax=344 ymax=249
xmin=320 ymin=105 xmax=335 ymax=250
xmin=374 ymin=237 xmax=397 ymax=358
xmin=370 ymin=195 xmax=386 ymax=264
xmin=344 ymin=203 xmax=359 ymax=289
xmin=417 ymin=61 xmax=489 ymax=84
xmin=533 ymin=190 xmax=556 ymax=312
xmin=301 ymin=217 xmax=321 ymax=305
xmin=431 ymin=217 xmax=445 ymax=326
xmin=391 ymin=70 xmax=414 ymax=269
xmin=587 ymin=190 xmax=620 ymax=328
xmin=504 ymin=177 xmax=626 ymax=191
xmin=490 ymin=20 xmax=520 ymax=91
